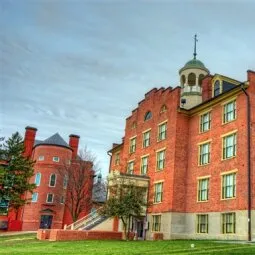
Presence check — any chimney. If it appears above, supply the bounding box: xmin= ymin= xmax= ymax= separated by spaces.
xmin=69 ymin=134 xmax=80 ymax=160
xmin=24 ymin=126 xmax=37 ymax=157
xmin=247 ymin=70 xmax=255 ymax=85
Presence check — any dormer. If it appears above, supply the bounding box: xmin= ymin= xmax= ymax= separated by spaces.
xmin=211 ymin=74 xmax=241 ymax=98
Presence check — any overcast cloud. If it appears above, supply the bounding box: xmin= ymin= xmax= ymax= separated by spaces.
xmin=1 ymin=0 xmax=254 ymax=177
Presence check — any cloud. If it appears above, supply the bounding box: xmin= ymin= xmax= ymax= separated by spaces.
xmin=1 ymin=1 xmax=255 ymax=176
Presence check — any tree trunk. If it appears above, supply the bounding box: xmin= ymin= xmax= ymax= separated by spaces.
xmin=121 ymin=217 xmax=127 ymax=240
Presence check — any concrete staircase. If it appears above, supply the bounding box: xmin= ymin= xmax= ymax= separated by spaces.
xmin=65 ymin=208 xmax=108 ymax=231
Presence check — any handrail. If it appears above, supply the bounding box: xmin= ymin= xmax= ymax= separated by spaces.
xmin=65 ymin=207 xmax=102 ymax=230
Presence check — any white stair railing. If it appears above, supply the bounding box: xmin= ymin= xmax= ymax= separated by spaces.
xmin=65 ymin=207 xmax=102 ymax=230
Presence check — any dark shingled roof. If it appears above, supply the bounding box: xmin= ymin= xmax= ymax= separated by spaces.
xmin=34 ymin=133 xmax=71 ymax=150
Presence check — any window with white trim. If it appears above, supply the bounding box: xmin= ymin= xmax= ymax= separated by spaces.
xmin=49 ymin=174 xmax=57 ymax=187
xmin=223 ymin=100 xmax=236 ymax=123
xmin=158 ymin=122 xmax=167 ymax=141
xmin=152 ymin=215 xmax=161 ymax=232
xmin=199 ymin=142 xmax=210 ymax=165
xmin=53 ymin=156 xmax=60 ymax=162
xmin=129 ymin=137 xmax=136 ymax=153
xmin=222 ymin=212 xmax=236 ymax=234
xmin=34 ymin=173 xmax=41 ymax=186
xmin=143 ymin=131 xmax=150 ymax=148
xmin=31 ymin=192 xmax=38 ymax=202
xmin=154 ymin=182 xmax=163 ymax=203
xmin=60 ymin=196 xmax=65 ymax=204
xmin=200 ymin=112 xmax=211 ymax=133
xmin=127 ymin=161 xmax=134 ymax=174
xmin=197 ymin=214 xmax=208 ymax=233
xmin=214 ymin=80 xmax=221 ymax=96
xmin=140 ymin=156 xmax=148 ymax=175
xmin=144 ymin=111 xmax=152 ymax=121
xmin=156 ymin=150 xmax=165 ymax=170
xmin=38 ymin=155 xmax=44 ymax=161
xmin=223 ymin=133 xmax=236 ymax=159
xmin=198 ymin=178 xmax=209 ymax=201
xmin=222 ymin=173 xmax=236 ymax=199
xmin=46 ymin=193 xmax=54 ymax=203
xmin=114 ymin=152 xmax=120 ymax=165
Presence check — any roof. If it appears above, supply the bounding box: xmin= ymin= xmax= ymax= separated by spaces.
xmin=179 ymin=58 xmax=209 ymax=73
xmin=34 ymin=133 xmax=72 ymax=150
xmin=179 ymin=82 xmax=246 ymax=115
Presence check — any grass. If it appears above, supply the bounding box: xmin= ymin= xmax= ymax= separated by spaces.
xmin=0 ymin=234 xmax=255 ymax=255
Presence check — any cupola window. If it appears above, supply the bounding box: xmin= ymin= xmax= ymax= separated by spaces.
xmin=198 ymin=74 xmax=205 ymax=86
xmin=188 ymin=73 xmax=196 ymax=86
xmin=181 ymin=75 xmax=186 ymax=88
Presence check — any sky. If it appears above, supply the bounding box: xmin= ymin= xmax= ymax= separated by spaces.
xmin=1 ymin=0 xmax=254 ymax=177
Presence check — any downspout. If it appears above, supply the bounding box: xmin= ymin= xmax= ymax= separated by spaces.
xmin=241 ymin=83 xmax=252 ymax=242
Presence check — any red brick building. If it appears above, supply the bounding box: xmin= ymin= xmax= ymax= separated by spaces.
xmin=108 ymin=56 xmax=255 ymax=240
xmin=1 ymin=127 xmax=94 ymax=231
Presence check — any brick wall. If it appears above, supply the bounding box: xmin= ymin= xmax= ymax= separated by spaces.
xmin=22 ymin=145 xmax=72 ymax=230
xmin=37 ymin=229 xmax=122 ymax=241
xmin=247 ymin=71 xmax=255 ymax=210
xmin=185 ymin=90 xmax=249 ymax=213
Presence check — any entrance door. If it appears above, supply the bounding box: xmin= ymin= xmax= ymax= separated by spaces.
xmin=136 ymin=221 xmax=144 ymax=239
xmin=40 ymin=215 xmax=53 ymax=229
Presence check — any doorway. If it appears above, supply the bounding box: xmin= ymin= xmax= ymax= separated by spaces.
xmin=136 ymin=220 xmax=144 ymax=239
xmin=39 ymin=215 xmax=53 ymax=229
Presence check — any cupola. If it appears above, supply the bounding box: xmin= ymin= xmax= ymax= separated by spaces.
xmin=179 ymin=35 xmax=210 ymax=109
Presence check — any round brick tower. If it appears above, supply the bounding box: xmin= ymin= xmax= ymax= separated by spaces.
xmin=21 ymin=129 xmax=79 ymax=231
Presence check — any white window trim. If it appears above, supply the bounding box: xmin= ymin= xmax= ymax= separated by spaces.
xmin=46 ymin=193 xmax=54 ymax=203
xmin=38 ymin=155 xmax=44 ymax=161
xmin=60 ymin=196 xmax=65 ymax=204
xmin=49 ymin=173 xmax=57 ymax=187
xmin=222 ymin=99 xmax=237 ymax=124
xmin=199 ymin=111 xmax=211 ymax=133
xmin=35 ymin=172 xmax=41 ymax=187
xmin=156 ymin=149 xmax=166 ymax=171
xmin=53 ymin=156 xmax=60 ymax=162
xmin=127 ymin=160 xmax=135 ymax=174
xmin=140 ymin=156 xmax=149 ymax=175
xmin=32 ymin=192 xmax=38 ymax=203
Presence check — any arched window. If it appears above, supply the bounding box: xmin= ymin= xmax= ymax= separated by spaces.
xmin=49 ymin=173 xmax=57 ymax=187
xmin=35 ymin=173 xmax=41 ymax=186
xmin=198 ymin=74 xmax=205 ymax=86
xmin=214 ymin=80 xmax=221 ymax=96
xmin=144 ymin=111 xmax=152 ymax=121
xmin=181 ymin=75 xmax=186 ymax=88
xmin=188 ymin=73 xmax=196 ymax=86
xmin=160 ymin=104 xmax=167 ymax=113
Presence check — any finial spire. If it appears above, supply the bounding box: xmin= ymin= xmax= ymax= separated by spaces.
xmin=193 ymin=34 xmax=198 ymax=59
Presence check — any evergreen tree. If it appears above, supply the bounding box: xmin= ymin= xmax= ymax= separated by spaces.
xmin=0 ymin=132 xmax=35 ymax=216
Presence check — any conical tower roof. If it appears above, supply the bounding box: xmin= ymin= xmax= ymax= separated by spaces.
xmin=34 ymin=133 xmax=71 ymax=150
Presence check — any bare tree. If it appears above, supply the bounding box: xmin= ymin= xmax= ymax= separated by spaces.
xmin=57 ymin=147 xmax=99 ymax=222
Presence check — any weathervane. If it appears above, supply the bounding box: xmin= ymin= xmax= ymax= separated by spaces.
xmin=193 ymin=34 xmax=198 ymax=59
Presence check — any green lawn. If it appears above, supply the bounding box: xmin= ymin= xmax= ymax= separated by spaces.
xmin=0 ymin=234 xmax=255 ymax=255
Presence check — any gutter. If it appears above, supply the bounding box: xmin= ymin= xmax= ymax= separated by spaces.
xmin=241 ymin=83 xmax=252 ymax=242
